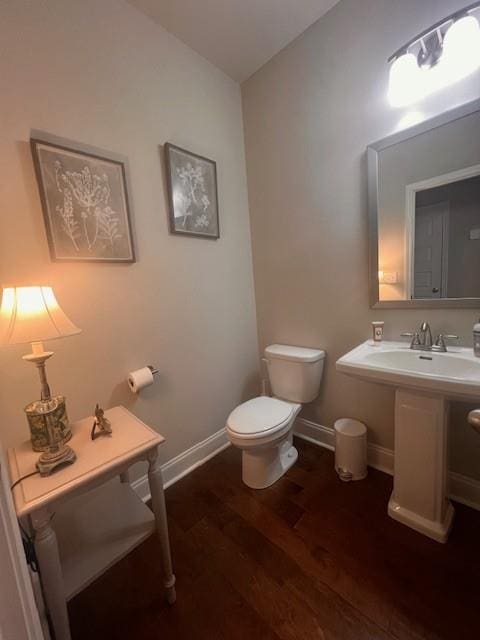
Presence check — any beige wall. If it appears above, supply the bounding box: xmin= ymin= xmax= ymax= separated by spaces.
xmin=242 ymin=0 xmax=480 ymax=478
xmin=0 ymin=0 xmax=259 ymax=467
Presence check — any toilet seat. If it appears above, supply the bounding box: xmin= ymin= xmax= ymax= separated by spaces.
xmin=226 ymin=396 xmax=295 ymax=440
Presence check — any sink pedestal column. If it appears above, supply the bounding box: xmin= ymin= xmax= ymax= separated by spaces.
xmin=388 ymin=389 xmax=454 ymax=543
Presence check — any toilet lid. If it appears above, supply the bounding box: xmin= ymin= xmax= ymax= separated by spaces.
xmin=227 ymin=396 xmax=294 ymax=437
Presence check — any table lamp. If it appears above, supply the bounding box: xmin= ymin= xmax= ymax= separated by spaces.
xmin=0 ymin=286 xmax=81 ymax=475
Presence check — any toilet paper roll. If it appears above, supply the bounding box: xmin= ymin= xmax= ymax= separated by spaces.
xmin=128 ymin=367 xmax=154 ymax=393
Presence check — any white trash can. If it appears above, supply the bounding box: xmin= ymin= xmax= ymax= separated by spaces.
xmin=334 ymin=418 xmax=367 ymax=481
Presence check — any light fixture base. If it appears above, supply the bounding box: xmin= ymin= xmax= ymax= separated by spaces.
xmin=36 ymin=443 xmax=76 ymax=477
xmin=417 ymin=32 xmax=443 ymax=69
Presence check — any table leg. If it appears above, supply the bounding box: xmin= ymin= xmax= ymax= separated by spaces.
xmin=147 ymin=449 xmax=176 ymax=604
xmin=31 ymin=507 xmax=71 ymax=640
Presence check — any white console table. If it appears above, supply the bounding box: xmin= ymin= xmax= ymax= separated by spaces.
xmin=8 ymin=406 xmax=176 ymax=640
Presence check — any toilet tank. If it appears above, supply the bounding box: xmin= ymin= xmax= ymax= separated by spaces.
xmin=264 ymin=344 xmax=325 ymax=403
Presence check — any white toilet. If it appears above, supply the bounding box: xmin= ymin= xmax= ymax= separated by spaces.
xmin=226 ymin=344 xmax=325 ymax=489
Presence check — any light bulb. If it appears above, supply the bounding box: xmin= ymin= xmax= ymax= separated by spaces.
xmin=388 ymin=53 xmax=425 ymax=107
xmin=442 ymin=15 xmax=480 ymax=81
xmin=388 ymin=15 xmax=480 ymax=108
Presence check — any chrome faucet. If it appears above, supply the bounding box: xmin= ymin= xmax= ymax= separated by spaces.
xmin=401 ymin=322 xmax=459 ymax=352
xmin=419 ymin=321 xmax=433 ymax=349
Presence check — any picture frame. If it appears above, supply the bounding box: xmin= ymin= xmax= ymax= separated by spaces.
xmin=164 ymin=143 xmax=219 ymax=239
xmin=31 ymin=132 xmax=136 ymax=262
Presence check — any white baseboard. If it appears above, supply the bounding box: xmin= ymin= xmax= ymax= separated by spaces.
xmin=132 ymin=427 xmax=230 ymax=502
xmin=294 ymin=418 xmax=335 ymax=451
xmin=294 ymin=417 xmax=480 ymax=512
xmin=131 ymin=418 xmax=480 ymax=513
xmin=448 ymin=472 xmax=480 ymax=511
xmin=294 ymin=417 xmax=394 ymax=475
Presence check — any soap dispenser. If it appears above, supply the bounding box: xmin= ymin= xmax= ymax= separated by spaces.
xmin=474 ymin=319 xmax=480 ymax=357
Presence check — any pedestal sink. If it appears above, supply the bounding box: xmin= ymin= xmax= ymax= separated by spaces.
xmin=336 ymin=341 xmax=480 ymax=542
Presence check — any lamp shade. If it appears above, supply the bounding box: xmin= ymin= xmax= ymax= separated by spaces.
xmin=0 ymin=286 xmax=81 ymax=346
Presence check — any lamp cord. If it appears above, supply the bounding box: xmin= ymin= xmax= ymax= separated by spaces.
xmin=10 ymin=470 xmax=40 ymax=491
xmin=10 ymin=470 xmax=42 ymax=572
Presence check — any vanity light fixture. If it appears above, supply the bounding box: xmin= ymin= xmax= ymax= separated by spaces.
xmin=388 ymin=2 xmax=480 ymax=107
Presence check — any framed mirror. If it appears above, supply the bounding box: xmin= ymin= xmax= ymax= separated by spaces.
xmin=368 ymin=98 xmax=480 ymax=308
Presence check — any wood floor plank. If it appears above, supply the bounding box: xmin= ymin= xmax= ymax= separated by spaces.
xmin=189 ymin=516 xmax=335 ymax=640
xmin=68 ymin=440 xmax=480 ymax=640
xmin=150 ymin=567 xmax=284 ymax=640
xmin=208 ymin=454 xmax=394 ymax=630
xmin=213 ymin=511 xmax=393 ymax=640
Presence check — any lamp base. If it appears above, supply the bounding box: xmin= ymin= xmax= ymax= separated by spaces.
xmin=25 ymin=395 xmax=72 ymax=452
xmin=36 ymin=443 xmax=77 ymax=477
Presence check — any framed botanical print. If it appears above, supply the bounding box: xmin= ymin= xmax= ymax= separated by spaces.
xmin=31 ymin=133 xmax=136 ymax=262
xmin=164 ymin=143 xmax=219 ymax=239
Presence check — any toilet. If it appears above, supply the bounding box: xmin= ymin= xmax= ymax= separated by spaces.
xmin=226 ymin=344 xmax=325 ymax=489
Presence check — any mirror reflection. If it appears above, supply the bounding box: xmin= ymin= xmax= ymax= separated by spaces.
xmin=413 ymin=174 xmax=480 ymax=299
xmin=374 ymin=108 xmax=480 ymax=302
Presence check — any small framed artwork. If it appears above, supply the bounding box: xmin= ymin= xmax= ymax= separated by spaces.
xmin=164 ymin=143 xmax=219 ymax=239
xmin=31 ymin=132 xmax=136 ymax=262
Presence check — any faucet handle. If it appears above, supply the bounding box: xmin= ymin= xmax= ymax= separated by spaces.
xmin=401 ymin=332 xmax=420 ymax=348
xmin=435 ymin=333 xmax=459 ymax=344
xmin=433 ymin=334 xmax=459 ymax=352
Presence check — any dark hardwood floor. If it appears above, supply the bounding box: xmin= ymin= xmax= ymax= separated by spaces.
xmin=68 ymin=438 xmax=480 ymax=640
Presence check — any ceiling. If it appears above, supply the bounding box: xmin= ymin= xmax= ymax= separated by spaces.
xmin=128 ymin=0 xmax=340 ymax=82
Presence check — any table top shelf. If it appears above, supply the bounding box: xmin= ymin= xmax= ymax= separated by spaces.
xmin=8 ymin=406 xmax=164 ymax=517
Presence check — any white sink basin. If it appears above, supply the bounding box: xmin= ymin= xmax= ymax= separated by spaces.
xmin=336 ymin=340 xmax=480 ymax=543
xmin=337 ymin=340 xmax=480 ymax=401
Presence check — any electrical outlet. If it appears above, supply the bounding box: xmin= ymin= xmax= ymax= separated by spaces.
xmin=379 ymin=271 xmax=399 ymax=284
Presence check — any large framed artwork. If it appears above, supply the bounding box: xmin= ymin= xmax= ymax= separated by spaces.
xmin=31 ymin=133 xmax=136 ymax=262
xmin=164 ymin=143 xmax=219 ymax=239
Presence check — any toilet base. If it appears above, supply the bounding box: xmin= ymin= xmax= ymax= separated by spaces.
xmin=242 ymin=439 xmax=298 ymax=489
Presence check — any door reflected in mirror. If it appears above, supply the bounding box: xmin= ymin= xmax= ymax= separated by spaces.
xmin=412 ymin=174 xmax=480 ymax=300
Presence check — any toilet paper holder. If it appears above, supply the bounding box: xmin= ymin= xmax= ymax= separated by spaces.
xmin=147 ymin=365 xmax=159 ymax=376
xmin=127 ymin=365 xmax=160 ymax=394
